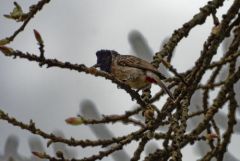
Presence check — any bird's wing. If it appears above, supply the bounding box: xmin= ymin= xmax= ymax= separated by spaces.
xmin=117 ymin=55 xmax=167 ymax=79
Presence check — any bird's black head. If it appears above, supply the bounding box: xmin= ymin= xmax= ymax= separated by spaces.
xmin=95 ymin=50 xmax=118 ymax=73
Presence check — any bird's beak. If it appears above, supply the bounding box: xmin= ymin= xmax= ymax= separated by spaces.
xmin=92 ymin=64 xmax=100 ymax=68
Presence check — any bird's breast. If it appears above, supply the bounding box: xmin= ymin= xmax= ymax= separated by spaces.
xmin=111 ymin=65 xmax=149 ymax=89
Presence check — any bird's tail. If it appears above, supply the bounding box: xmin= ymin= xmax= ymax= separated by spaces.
xmin=157 ymin=79 xmax=175 ymax=101
xmin=146 ymin=71 xmax=175 ymax=101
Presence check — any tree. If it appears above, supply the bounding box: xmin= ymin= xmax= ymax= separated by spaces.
xmin=0 ymin=0 xmax=240 ymax=161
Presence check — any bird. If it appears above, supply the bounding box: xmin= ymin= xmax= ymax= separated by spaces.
xmin=93 ymin=50 xmax=175 ymax=101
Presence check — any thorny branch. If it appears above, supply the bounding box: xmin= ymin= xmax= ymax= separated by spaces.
xmin=0 ymin=0 xmax=51 ymax=45
xmin=0 ymin=109 xmax=149 ymax=149
xmin=0 ymin=48 xmax=147 ymax=108
xmin=1 ymin=0 xmax=240 ymax=161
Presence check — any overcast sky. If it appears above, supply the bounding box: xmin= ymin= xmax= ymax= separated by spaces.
xmin=0 ymin=1 xmax=239 ymax=161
